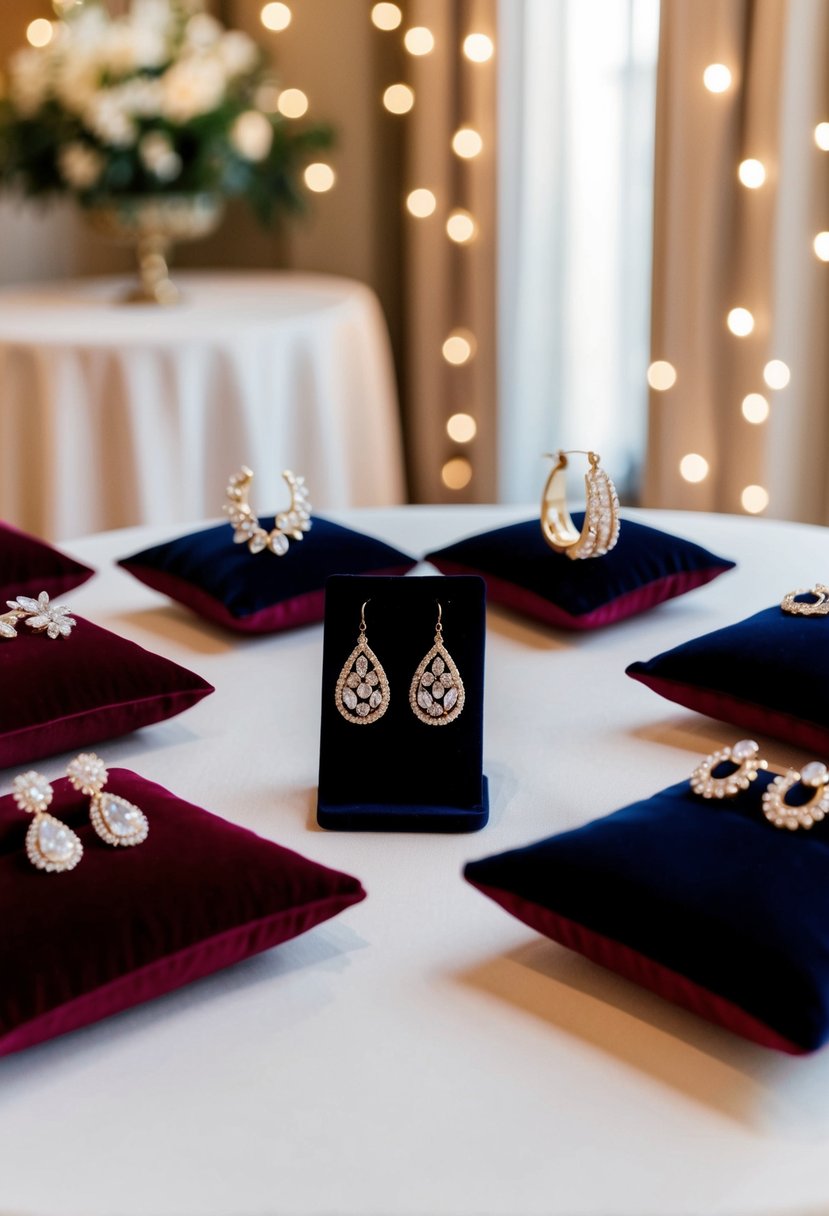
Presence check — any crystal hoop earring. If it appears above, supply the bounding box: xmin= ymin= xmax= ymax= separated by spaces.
xmin=540 ymin=450 xmax=620 ymax=559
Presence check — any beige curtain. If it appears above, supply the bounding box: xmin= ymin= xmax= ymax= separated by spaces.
xmin=646 ymin=0 xmax=829 ymax=522
xmin=404 ymin=0 xmax=497 ymax=502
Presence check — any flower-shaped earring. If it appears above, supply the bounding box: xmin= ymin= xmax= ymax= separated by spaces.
xmin=12 ymin=771 xmax=83 ymax=873
xmin=66 ymin=753 xmax=149 ymax=847
xmin=0 ymin=592 xmax=76 ymax=640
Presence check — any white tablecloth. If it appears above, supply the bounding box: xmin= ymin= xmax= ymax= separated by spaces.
xmin=2 ymin=505 xmax=829 ymax=1216
xmin=0 ymin=272 xmax=405 ymax=541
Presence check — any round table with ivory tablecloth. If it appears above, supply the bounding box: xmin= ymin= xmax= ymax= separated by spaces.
xmin=0 ymin=272 xmax=405 ymax=541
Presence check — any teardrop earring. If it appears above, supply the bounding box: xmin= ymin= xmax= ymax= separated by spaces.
xmin=335 ymin=599 xmax=391 ymax=724
xmin=66 ymin=753 xmax=149 ymax=847
xmin=12 ymin=770 xmax=83 ymax=873
xmin=409 ymin=602 xmax=465 ymax=725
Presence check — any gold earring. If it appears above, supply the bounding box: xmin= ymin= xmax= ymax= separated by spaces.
xmin=66 ymin=753 xmax=149 ymax=847
xmin=690 ymin=740 xmax=767 ymax=799
xmin=409 ymin=602 xmax=465 ymax=725
xmin=224 ymin=466 xmax=311 ymax=556
xmin=540 ymin=450 xmax=620 ymax=559
xmin=12 ymin=770 xmax=83 ymax=873
xmin=335 ymin=600 xmax=391 ymax=724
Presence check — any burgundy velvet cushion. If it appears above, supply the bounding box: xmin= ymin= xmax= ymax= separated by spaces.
xmin=0 ymin=618 xmax=214 ymax=769
xmin=0 ymin=521 xmax=94 ymax=600
xmin=425 ymin=517 xmax=735 ymax=630
xmin=0 ymin=770 xmax=367 ymax=1057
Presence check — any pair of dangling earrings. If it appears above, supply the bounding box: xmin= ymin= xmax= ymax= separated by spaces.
xmin=335 ymin=600 xmax=465 ymax=727
xmin=12 ymin=753 xmax=149 ymax=873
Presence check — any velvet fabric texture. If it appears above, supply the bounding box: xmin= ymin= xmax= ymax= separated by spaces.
xmin=0 ymin=770 xmax=366 ymax=1057
xmin=119 ymin=518 xmax=418 ymax=634
xmin=0 ymin=521 xmax=94 ymax=600
xmin=0 ymin=618 xmax=213 ymax=769
xmin=627 ymin=605 xmax=829 ymax=751
xmin=425 ymin=516 xmax=734 ymax=630
xmin=464 ymin=771 xmax=829 ymax=1053
xmin=317 ymin=575 xmax=489 ymax=831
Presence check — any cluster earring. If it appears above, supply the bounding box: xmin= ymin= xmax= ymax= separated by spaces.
xmin=335 ymin=600 xmax=391 ymax=724
xmin=13 ymin=771 xmax=83 ymax=873
xmin=690 ymin=740 xmax=829 ymax=831
xmin=409 ymin=602 xmax=465 ymax=726
xmin=66 ymin=753 xmax=149 ymax=847
xmin=0 ymin=592 xmax=76 ymax=641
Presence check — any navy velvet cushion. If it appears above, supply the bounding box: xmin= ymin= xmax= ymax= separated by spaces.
xmin=627 ymin=606 xmax=829 ymax=752
xmin=0 ymin=618 xmax=213 ymax=769
xmin=425 ymin=516 xmax=734 ymax=630
xmin=0 ymin=769 xmax=366 ymax=1057
xmin=119 ymin=517 xmax=418 ymax=634
xmin=465 ymin=772 xmax=829 ymax=1053
xmin=0 ymin=521 xmax=94 ymax=600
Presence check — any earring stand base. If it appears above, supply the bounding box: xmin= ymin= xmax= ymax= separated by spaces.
xmin=317 ymin=776 xmax=489 ymax=833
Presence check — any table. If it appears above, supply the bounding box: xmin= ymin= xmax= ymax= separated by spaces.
xmin=2 ymin=505 xmax=829 ymax=1216
xmin=0 ymin=272 xmax=405 ymax=541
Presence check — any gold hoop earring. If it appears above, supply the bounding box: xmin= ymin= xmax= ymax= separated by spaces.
xmin=540 ymin=450 xmax=620 ymax=559
xmin=224 ymin=466 xmax=311 ymax=556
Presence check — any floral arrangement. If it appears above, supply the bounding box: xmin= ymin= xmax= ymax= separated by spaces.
xmin=0 ymin=0 xmax=332 ymax=224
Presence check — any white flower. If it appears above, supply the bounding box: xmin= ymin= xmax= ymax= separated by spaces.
xmin=58 ymin=141 xmax=104 ymax=190
xmin=139 ymin=130 xmax=182 ymax=181
xmin=118 ymin=76 xmax=164 ymax=118
xmin=185 ymin=13 xmax=223 ymax=50
xmin=83 ymin=89 xmax=137 ymax=147
xmin=230 ymin=110 xmax=273 ymax=161
xmin=53 ymin=54 xmax=100 ymax=115
xmin=216 ymin=30 xmax=259 ymax=77
xmin=160 ymin=55 xmax=226 ymax=124
xmin=8 ymin=48 xmax=50 ymax=117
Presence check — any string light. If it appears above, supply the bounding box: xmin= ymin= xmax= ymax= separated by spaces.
xmin=741 ymin=393 xmax=770 ymax=424
xmin=442 ymin=331 xmax=475 ymax=365
xmin=26 ymin=18 xmax=53 ymax=47
xmin=680 ymin=453 xmax=709 ymax=483
xmin=703 ymin=64 xmax=732 ymax=93
xmin=441 ymin=457 xmax=473 ymax=490
xmin=463 ymin=34 xmax=494 ymax=63
xmin=815 ymin=123 xmax=829 ymax=151
xmin=451 ymin=127 xmax=483 ymax=159
xmin=404 ymin=27 xmax=435 ymax=56
xmin=763 ymin=359 xmax=790 ymax=389
xmin=277 ymin=89 xmax=308 ymax=118
xmin=446 ymin=210 xmax=477 ymax=244
xmin=741 ymin=484 xmax=769 ymax=514
xmin=814 ymin=232 xmax=829 ymax=262
xmin=447 ymin=414 xmax=477 ymax=443
xmin=260 ymin=3 xmax=291 ymax=32
xmin=738 ymin=158 xmax=766 ymax=188
xmin=371 ymin=3 xmax=402 ymax=30
xmin=383 ymin=84 xmax=414 ymax=114
xmin=304 ymin=163 xmax=335 ymax=192
xmin=727 ymin=307 xmax=754 ymax=336
xmin=647 ymin=360 xmax=677 ymax=391
xmin=406 ymin=188 xmax=436 ymax=217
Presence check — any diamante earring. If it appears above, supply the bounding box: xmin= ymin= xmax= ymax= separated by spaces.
xmin=690 ymin=739 xmax=767 ymax=799
xmin=12 ymin=770 xmax=83 ymax=873
xmin=335 ymin=600 xmax=390 ymax=724
xmin=66 ymin=753 xmax=149 ymax=847
xmin=761 ymin=761 xmax=829 ymax=831
xmin=409 ymin=602 xmax=465 ymax=725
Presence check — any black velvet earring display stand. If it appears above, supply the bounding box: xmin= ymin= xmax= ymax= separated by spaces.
xmin=317 ymin=575 xmax=489 ymax=832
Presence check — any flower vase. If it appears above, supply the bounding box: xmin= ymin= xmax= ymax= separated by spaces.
xmin=83 ymin=193 xmax=225 ymax=305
